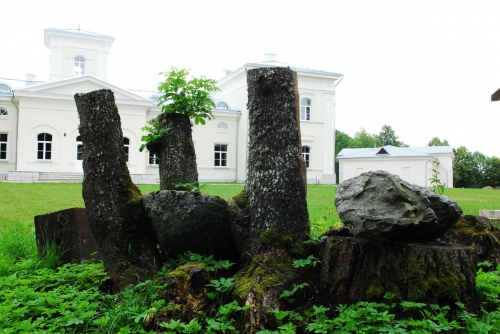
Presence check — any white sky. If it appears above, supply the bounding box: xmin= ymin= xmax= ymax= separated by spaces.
xmin=2 ymin=0 xmax=500 ymax=157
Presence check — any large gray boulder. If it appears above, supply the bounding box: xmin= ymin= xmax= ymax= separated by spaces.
xmin=335 ymin=170 xmax=462 ymax=241
xmin=142 ymin=190 xmax=238 ymax=262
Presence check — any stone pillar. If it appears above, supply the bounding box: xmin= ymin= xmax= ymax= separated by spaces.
xmin=74 ymin=89 xmax=159 ymax=291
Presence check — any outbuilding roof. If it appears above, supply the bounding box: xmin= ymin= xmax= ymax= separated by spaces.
xmin=337 ymin=145 xmax=453 ymax=159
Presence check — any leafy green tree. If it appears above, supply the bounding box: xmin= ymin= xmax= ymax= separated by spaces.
xmin=376 ymin=125 xmax=407 ymax=147
xmin=484 ymin=157 xmax=500 ymax=187
xmin=157 ymin=67 xmax=220 ymax=125
xmin=453 ymin=147 xmax=487 ymax=188
xmin=348 ymin=128 xmax=382 ymax=148
xmin=335 ymin=130 xmax=353 ymax=183
xmin=428 ymin=137 xmax=450 ymax=146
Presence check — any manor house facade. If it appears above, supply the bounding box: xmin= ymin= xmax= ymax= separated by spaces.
xmin=0 ymin=29 xmax=342 ymax=183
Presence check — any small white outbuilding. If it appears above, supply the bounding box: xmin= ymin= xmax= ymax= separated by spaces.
xmin=337 ymin=146 xmax=454 ymax=188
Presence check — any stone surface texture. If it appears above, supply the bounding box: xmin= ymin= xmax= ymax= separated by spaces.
xmin=335 ymin=170 xmax=463 ymax=241
xmin=34 ymin=208 xmax=102 ymax=264
xmin=142 ymin=190 xmax=238 ymax=262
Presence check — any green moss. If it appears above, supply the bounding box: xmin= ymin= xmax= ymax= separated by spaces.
xmin=233 ymin=255 xmax=296 ymax=300
xmin=167 ymin=262 xmax=206 ymax=280
xmin=259 ymin=228 xmax=305 ymax=256
xmin=407 ymin=258 xmax=431 ymax=301
xmin=163 ymin=301 xmax=181 ymax=312
xmin=108 ymin=102 xmax=120 ymax=120
xmin=183 ymin=140 xmax=196 ymax=157
xmin=231 ymin=191 xmax=248 ymax=209
xmin=406 ymin=256 xmax=463 ymax=302
xmin=366 ymin=279 xmax=385 ymax=300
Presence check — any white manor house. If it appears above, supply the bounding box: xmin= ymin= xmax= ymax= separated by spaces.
xmin=0 ymin=28 xmax=342 ymax=184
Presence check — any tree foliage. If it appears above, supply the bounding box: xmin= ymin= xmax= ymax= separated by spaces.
xmin=453 ymin=146 xmax=498 ymax=188
xmin=349 ymin=128 xmax=381 ymax=148
xmin=428 ymin=137 xmax=450 ymax=146
xmin=157 ymin=67 xmax=220 ymax=125
xmin=140 ymin=68 xmax=220 ymax=152
xmin=376 ymin=125 xmax=407 ymax=147
xmin=335 ymin=130 xmax=353 ymax=183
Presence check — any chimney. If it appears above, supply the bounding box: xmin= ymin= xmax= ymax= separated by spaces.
xmin=263 ymin=53 xmax=277 ymax=62
xmin=26 ymin=74 xmax=36 ymax=86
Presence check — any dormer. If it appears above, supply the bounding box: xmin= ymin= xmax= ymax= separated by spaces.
xmin=44 ymin=28 xmax=114 ymax=82
xmin=376 ymin=147 xmax=389 ymax=155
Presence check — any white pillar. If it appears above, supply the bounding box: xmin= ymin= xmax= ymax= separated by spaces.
xmin=322 ymin=94 xmax=336 ymax=184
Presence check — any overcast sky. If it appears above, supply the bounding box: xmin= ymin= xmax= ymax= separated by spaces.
xmin=1 ymin=0 xmax=499 ymax=157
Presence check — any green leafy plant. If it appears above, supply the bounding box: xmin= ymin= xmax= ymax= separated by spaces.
xmin=174 ymin=182 xmax=200 ymax=193
xmin=279 ymin=282 xmax=309 ymax=304
xmin=139 ymin=119 xmax=170 ymax=152
xmin=429 ymin=158 xmax=445 ymax=195
xmin=292 ymin=255 xmax=320 ymax=269
xmin=157 ymin=67 xmax=220 ymax=125
xmin=139 ymin=67 xmax=219 ymax=154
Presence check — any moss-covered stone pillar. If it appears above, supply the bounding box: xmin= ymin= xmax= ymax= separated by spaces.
xmin=156 ymin=113 xmax=198 ymax=190
xmin=74 ymin=89 xmax=160 ymax=291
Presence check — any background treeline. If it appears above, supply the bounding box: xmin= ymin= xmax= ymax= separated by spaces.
xmin=335 ymin=125 xmax=500 ymax=188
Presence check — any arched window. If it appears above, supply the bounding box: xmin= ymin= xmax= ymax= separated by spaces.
xmin=300 ymin=98 xmax=311 ymax=121
xmin=302 ymin=146 xmax=311 ymax=168
xmin=37 ymin=133 xmax=52 ymax=160
xmin=0 ymin=108 xmax=7 ymax=116
xmin=123 ymin=137 xmax=130 ymax=162
xmin=217 ymin=122 xmax=228 ymax=130
xmin=74 ymin=56 xmax=85 ymax=76
xmin=216 ymin=102 xmax=228 ymax=109
xmin=0 ymin=133 xmax=7 ymax=160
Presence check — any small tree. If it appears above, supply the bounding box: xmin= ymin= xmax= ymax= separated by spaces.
xmin=140 ymin=68 xmax=220 ymax=152
xmin=429 ymin=158 xmax=445 ymax=194
xmin=141 ymin=68 xmax=220 ymax=190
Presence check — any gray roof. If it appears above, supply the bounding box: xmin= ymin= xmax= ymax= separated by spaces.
xmin=337 ymin=145 xmax=453 ymax=159
xmin=44 ymin=28 xmax=114 ymax=40
xmin=244 ymin=60 xmax=343 ymax=77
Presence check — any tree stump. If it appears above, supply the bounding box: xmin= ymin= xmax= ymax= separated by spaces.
xmin=442 ymin=215 xmax=500 ymax=269
xmin=309 ymin=236 xmax=481 ymax=314
xmin=231 ymin=67 xmax=309 ymax=333
xmin=74 ymin=89 xmax=160 ymax=291
xmin=157 ymin=113 xmax=198 ymax=190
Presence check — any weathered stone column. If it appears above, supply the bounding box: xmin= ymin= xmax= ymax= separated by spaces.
xmin=156 ymin=113 xmax=198 ymax=190
xmin=74 ymin=89 xmax=159 ymax=291
xmin=230 ymin=67 xmax=310 ymax=333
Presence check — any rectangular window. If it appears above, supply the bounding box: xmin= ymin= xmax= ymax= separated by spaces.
xmin=214 ymin=144 xmax=227 ymax=167
xmin=149 ymin=151 xmax=159 ymax=165
xmin=0 ymin=133 xmax=7 ymax=160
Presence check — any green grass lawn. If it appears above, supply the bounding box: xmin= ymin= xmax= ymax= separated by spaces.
xmin=1 ymin=182 xmax=499 ymax=231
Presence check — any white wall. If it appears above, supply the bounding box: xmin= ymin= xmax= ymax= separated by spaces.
xmin=338 ymin=155 xmax=454 ymax=188
xmin=0 ymin=98 xmax=17 ymax=177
